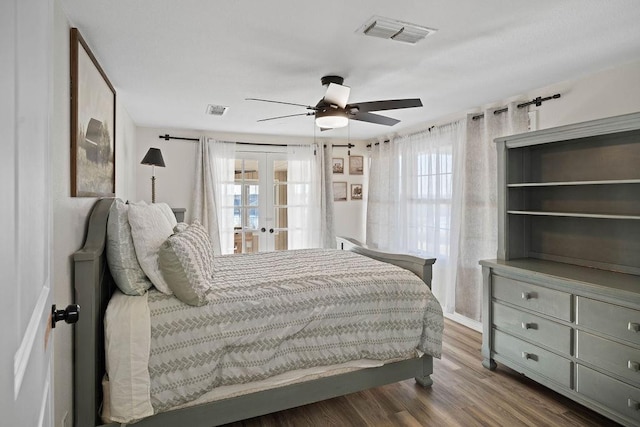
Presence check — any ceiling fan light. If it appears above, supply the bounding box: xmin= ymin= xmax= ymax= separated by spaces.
xmin=315 ymin=110 xmax=348 ymax=129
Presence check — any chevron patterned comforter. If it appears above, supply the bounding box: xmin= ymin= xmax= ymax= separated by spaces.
xmin=145 ymin=248 xmax=442 ymax=413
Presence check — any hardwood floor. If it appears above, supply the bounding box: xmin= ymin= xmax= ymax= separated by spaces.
xmin=224 ymin=319 xmax=620 ymax=426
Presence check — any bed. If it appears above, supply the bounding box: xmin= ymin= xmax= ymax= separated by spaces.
xmin=73 ymin=198 xmax=442 ymax=427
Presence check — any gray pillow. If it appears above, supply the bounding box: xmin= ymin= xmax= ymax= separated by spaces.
xmin=158 ymin=221 xmax=214 ymax=306
xmin=106 ymin=199 xmax=153 ymax=296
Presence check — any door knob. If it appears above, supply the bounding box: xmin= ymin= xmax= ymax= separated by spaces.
xmin=51 ymin=304 xmax=80 ymax=328
xmin=269 ymin=228 xmax=274 ymax=233
xmin=261 ymin=227 xmax=266 ymax=232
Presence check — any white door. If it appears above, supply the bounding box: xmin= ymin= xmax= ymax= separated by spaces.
xmin=0 ymin=0 xmax=54 ymax=426
xmin=233 ymin=152 xmax=290 ymax=253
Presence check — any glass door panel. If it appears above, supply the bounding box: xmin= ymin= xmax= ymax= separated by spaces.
xmin=234 ymin=158 xmax=262 ymax=254
xmin=271 ymin=157 xmax=289 ymax=251
xmin=233 ymin=152 xmax=292 ymax=253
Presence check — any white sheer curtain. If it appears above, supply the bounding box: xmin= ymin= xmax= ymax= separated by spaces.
xmin=366 ymin=139 xmax=401 ymax=250
xmin=367 ymin=122 xmax=466 ymax=315
xmin=366 ymin=104 xmax=528 ymax=321
xmin=191 ymin=138 xmax=236 ymax=255
xmin=320 ymin=144 xmax=335 ymax=248
xmin=286 ymin=144 xmax=321 ymax=249
xmin=455 ymin=103 xmax=528 ymax=321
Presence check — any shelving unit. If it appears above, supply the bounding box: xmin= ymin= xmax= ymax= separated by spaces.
xmin=480 ymin=112 xmax=640 ymax=427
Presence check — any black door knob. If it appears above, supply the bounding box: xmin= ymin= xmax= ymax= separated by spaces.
xmin=51 ymin=304 xmax=80 ymax=328
xmin=269 ymin=228 xmax=274 ymax=233
xmin=261 ymin=227 xmax=266 ymax=232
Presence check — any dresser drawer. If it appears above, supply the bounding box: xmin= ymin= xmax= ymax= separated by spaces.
xmin=577 ymin=364 xmax=640 ymax=424
xmin=492 ymin=275 xmax=571 ymax=321
xmin=493 ymin=329 xmax=571 ymax=388
xmin=493 ymin=302 xmax=571 ymax=355
xmin=577 ymin=297 xmax=640 ymax=345
xmin=577 ymin=331 xmax=640 ymax=387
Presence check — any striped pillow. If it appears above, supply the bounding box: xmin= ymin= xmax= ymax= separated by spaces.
xmin=158 ymin=221 xmax=214 ymax=306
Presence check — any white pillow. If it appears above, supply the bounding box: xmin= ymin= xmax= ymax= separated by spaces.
xmin=106 ymin=199 xmax=153 ymax=296
xmin=128 ymin=203 xmax=175 ymax=294
xmin=155 ymin=202 xmax=178 ymax=228
xmin=104 ymin=290 xmax=153 ymax=423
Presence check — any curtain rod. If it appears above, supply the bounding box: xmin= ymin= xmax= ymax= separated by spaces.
xmin=471 ymin=93 xmax=561 ymax=121
xmin=158 ymin=134 xmax=353 ymax=148
xmin=366 ymin=93 xmax=562 ymax=147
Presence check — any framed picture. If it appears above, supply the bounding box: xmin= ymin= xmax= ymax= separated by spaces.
xmin=351 ymin=184 xmax=363 ymax=200
xmin=333 ymin=182 xmax=347 ymax=201
xmin=70 ymin=28 xmax=116 ymax=197
xmin=332 ymin=157 xmax=344 ymax=174
xmin=349 ymin=155 xmax=364 ymax=175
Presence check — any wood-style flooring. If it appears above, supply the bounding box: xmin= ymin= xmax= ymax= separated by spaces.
xmin=224 ymin=319 xmax=620 ymax=426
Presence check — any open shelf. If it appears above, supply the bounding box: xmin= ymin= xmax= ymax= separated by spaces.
xmin=507 ymin=179 xmax=640 ymax=187
xmin=507 ymin=210 xmax=640 ymax=220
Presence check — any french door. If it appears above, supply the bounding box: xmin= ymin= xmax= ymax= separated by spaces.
xmin=233 ymin=152 xmax=290 ymax=253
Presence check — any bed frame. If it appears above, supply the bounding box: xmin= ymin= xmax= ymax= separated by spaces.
xmin=73 ymin=198 xmax=437 ymax=427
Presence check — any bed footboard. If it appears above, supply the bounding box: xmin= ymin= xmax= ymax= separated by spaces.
xmin=337 ymin=236 xmax=436 ymax=288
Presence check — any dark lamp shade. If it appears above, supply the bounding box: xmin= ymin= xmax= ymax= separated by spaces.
xmin=141 ymin=148 xmax=165 ymax=167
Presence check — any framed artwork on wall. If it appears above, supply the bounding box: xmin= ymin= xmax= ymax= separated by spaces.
xmin=333 ymin=182 xmax=347 ymax=201
xmin=332 ymin=158 xmax=344 ymax=174
xmin=351 ymin=184 xmax=363 ymax=200
xmin=349 ymin=155 xmax=363 ymax=175
xmin=70 ymin=27 xmax=116 ymax=197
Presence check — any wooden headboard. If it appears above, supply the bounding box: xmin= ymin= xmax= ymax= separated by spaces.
xmin=73 ymin=197 xmax=116 ymax=427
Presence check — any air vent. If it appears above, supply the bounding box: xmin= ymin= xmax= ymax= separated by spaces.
xmin=206 ymin=104 xmax=228 ymax=116
xmin=357 ymin=16 xmax=437 ymax=44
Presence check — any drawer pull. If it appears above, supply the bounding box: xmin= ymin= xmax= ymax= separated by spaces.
xmin=629 ymin=398 xmax=640 ymax=410
xmin=629 ymin=361 xmax=640 ymax=372
xmin=630 ymin=322 xmax=640 ymax=333
xmin=521 ymin=351 xmax=538 ymax=361
xmin=521 ymin=292 xmax=532 ymax=300
xmin=521 ymin=322 xmax=535 ymax=330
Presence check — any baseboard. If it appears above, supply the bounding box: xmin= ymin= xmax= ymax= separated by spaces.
xmin=444 ymin=312 xmax=482 ymax=333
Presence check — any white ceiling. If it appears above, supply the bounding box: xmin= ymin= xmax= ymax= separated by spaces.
xmin=60 ymin=0 xmax=640 ymax=140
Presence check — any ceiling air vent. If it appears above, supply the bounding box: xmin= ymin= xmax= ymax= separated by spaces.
xmin=206 ymin=104 xmax=228 ymax=116
xmin=357 ymin=16 xmax=437 ymax=44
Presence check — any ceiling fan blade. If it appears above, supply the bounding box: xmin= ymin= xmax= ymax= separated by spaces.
xmin=350 ymin=111 xmax=400 ymax=126
xmin=323 ymin=83 xmax=351 ymax=109
xmin=257 ymin=112 xmax=312 ymax=122
xmin=348 ymin=98 xmax=422 ymax=113
xmin=246 ymin=98 xmax=316 ymax=110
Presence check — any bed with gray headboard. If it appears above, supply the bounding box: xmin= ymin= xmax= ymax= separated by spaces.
xmin=73 ymin=197 xmax=441 ymax=427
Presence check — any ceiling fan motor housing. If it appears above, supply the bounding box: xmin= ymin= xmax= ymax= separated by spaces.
xmin=321 ymin=75 xmax=344 ymax=86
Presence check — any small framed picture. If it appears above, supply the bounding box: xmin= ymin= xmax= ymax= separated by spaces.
xmin=349 ymin=155 xmax=363 ymax=175
xmin=333 ymin=182 xmax=347 ymax=201
xmin=332 ymin=158 xmax=344 ymax=174
xmin=351 ymin=184 xmax=363 ymax=200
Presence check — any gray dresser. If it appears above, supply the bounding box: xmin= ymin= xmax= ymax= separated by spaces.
xmin=480 ymin=112 xmax=640 ymax=426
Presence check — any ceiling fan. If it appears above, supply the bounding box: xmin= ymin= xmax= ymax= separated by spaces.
xmin=247 ymin=75 xmax=423 ymax=130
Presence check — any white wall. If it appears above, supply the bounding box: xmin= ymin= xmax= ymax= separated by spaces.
xmin=135 ymin=127 xmax=369 ymax=242
xmin=526 ymin=59 xmax=640 ymax=130
xmin=416 ymin=59 xmax=640 ymax=132
xmin=52 ymin=1 xmax=137 ymax=426
xmin=330 ymin=142 xmax=368 ymax=243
